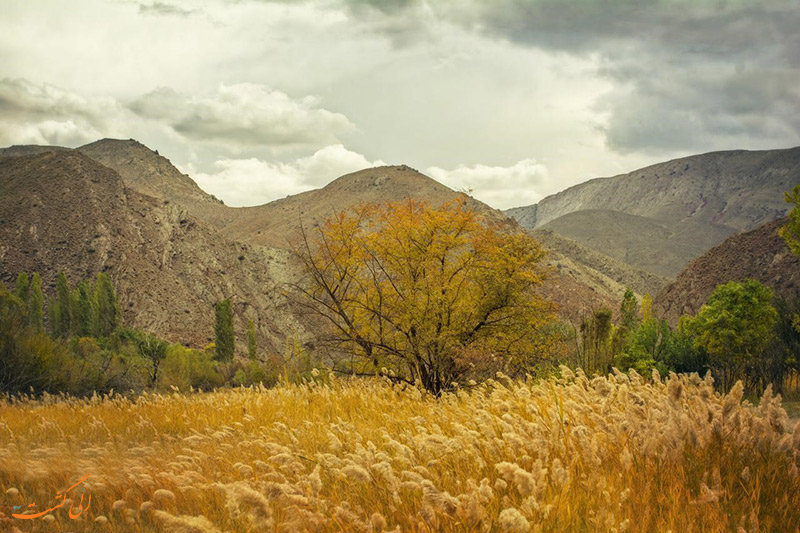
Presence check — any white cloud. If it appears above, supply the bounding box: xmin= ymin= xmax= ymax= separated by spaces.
xmin=426 ymin=159 xmax=551 ymax=210
xmin=131 ymin=83 xmax=353 ymax=149
xmin=189 ymin=144 xmax=384 ymax=206
xmin=0 ymin=78 xmax=134 ymax=146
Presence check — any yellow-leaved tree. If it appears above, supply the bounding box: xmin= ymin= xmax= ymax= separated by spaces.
xmin=292 ymin=198 xmax=559 ymax=395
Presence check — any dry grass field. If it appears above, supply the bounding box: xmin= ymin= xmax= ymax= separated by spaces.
xmin=1 ymin=370 xmax=799 ymax=532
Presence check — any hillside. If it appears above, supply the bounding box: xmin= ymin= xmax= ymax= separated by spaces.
xmin=539 ymin=210 xmax=735 ymax=277
xmin=65 ymin=144 xmax=618 ymax=321
xmin=654 ymin=217 xmax=800 ymax=323
xmin=0 ymin=151 xmax=303 ymax=353
xmin=77 ymin=139 xmax=234 ymax=227
xmin=219 ymin=165 xmax=509 ymax=248
xmin=532 ymin=229 xmax=670 ymax=298
xmin=507 ymin=147 xmax=799 ymax=276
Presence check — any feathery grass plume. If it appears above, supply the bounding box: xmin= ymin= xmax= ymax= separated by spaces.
xmin=152 ymin=510 xmax=222 ymax=533
xmin=222 ymin=481 xmax=273 ymax=530
xmin=497 ymin=507 xmax=531 ymax=532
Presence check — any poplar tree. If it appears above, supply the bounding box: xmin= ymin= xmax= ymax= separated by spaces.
xmin=15 ymin=272 xmax=29 ymax=304
xmin=94 ymin=273 xmax=119 ymax=336
xmin=76 ymin=280 xmax=95 ymax=336
xmin=247 ymin=319 xmax=257 ymax=360
xmin=29 ymin=272 xmax=44 ymax=332
xmin=214 ymin=299 xmax=234 ymax=361
xmin=54 ymin=272 xmax=72 ymax=338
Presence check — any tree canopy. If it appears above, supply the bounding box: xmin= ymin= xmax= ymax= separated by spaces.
xmin=687 ymin=279 xmax=778 ymax=391
xmin=214 ymin=299 xmax=235 ymax=361
xmin=293 ymin=198 xmax=558 ymax=395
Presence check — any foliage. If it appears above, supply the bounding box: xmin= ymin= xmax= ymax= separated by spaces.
xmin=214 ymin=299 xmax=235 ymax=361
xmin=247 ymin=319 xmax=257 ymax=360
xmin=615 ymin=316 xmax=704 ymax=377
xmin=94 ymin=272 xmax=120 ymax=337
xmin=779 ymin=183 xmax=800 ymax=255
xmin=28 ymin=272 xmax=44 ymax=332
xmin=158 ymin=345 xmax=225 ymax=391
xmin=687 ymin=280 xmax=778 ymax=391
xmin=292 ymin=198 xmax=556 ymax=394
xmin=14 ymin=272 xmax=29 ymax=303
xmin=577 ymin=308 xmax=613 ymax=375
xmin=120 ymin=328 xmax=169 ymax=387
xmin=1 ymin=373 xmax=798 ymax=531
xmin=52 ymin=271 xmax=72 ymax=338
xmin=759 ymin=297 xmax=800 ymax=394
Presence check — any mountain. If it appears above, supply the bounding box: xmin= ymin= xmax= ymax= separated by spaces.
xmin=532 ymin=229 xmax=670 ymax=299
xmin=506 ymin=147 xmax=800 ymax=276
xmin=1 ymin=139 xmax=621 ymax=357
xmin=654 ymin=217 xmax=800 ymax=324
xmin=218 ymin=164 xmax=507 ymax=248
xmin=0 ymin=150 xmax=303 ymax=353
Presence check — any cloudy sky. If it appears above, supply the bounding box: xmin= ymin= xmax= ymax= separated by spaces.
xmin=1 ymin=0 xmax=798 ymax=209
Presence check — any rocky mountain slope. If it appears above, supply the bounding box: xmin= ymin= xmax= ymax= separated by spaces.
xmin=0 ymin=150 xmax=303 ymax=354
xmin=532 ymin=229 xmax=670 ymax=298
xmin=507 ymin=147 xmax=800 ymax=276
xmin=654 ymin=217 xmax=800 ymax=324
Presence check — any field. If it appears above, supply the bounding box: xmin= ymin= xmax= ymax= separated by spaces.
xmin=1 ymin=370 xmax=799 ymax=532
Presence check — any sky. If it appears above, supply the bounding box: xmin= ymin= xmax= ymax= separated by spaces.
xmin=1 ymin=0 xmax=798 ymax=210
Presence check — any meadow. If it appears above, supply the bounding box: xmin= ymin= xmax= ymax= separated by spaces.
xmin=1 ymin=369 xmax=799 ymax=532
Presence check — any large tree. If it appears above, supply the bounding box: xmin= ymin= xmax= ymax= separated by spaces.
xmin=214 ymin=299 xmax=235 ymax=362
xmin=688 ymin=279 xmax=778 ymax=391
xmin=292 ymin=198 xmax=556 ymax=395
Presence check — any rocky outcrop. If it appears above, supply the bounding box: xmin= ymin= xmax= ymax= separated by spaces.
xmin=0 ymin=151 xmax=304 ymax=354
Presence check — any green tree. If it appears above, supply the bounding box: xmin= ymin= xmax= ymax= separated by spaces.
xmin=579 ymin=308 xmax=614 ymax=375
xmin=641 ymin=293 xmax=653 ymax=323
xmin=121 ymin=329 xmax=168 ymax=388
xmin=15 ymin=272 xmax=30 ymax=304
xmin=619 ymin=289 xmax=638 ymax=332
xmin=779 ymin=183 xmax=800 ymax=255
xmin=28 ymin=272 xmax=44 ymax=332
xmin=94 ymin=273 xmax=119 ymax=336
xmin=53 ymin=272 xmax=72 ymax=338
xmin=214 ymin=299 xmax=235 ymax=361
xmin=75 ymin=280 xmax=95 ymax=337
xmin=688 ymin=280 xmax=778 ymax=391
xmin=292 ymin=199 xmax=555 ymax=395
xmin=612 ymin=288 xmax=639 ymax=356
xmin=247 ymin=319 xmax=257 ymax=360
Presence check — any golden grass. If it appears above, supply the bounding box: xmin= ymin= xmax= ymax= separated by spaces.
xmin=1 ymin=369 xmax=799 ymax=532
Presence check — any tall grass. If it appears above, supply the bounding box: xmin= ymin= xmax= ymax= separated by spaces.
xmin=1 ymin=369 xmax=799 ymax=532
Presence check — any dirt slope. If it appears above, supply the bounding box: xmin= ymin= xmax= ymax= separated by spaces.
xmin=654 ymin=217 xmax=800 ymax=324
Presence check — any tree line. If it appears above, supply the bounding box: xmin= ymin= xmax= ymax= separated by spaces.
xmin=0 ymin=272 xmax=286 ymax=396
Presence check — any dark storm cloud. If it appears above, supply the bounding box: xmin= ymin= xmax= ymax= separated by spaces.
xmin=313 ymin=0 xmax=800 ymax=153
